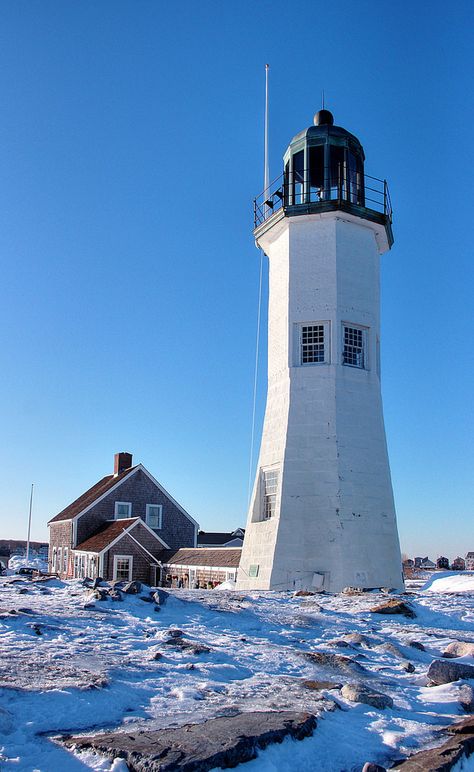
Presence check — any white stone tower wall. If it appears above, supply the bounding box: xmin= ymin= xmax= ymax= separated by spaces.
xmin=238 ymin=211 xmax=402 ymax=592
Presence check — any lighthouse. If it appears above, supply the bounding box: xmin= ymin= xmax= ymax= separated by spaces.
xmin=237 ymin=108 xmax=403 ymax=593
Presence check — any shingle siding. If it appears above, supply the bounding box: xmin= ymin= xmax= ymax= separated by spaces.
xmin=103 ymin=523 xmax=162 ymax=583
xmin=49 ymin=522 xmax=73 ymax=577
xmin=75 ymin=469 xmax=195 ymax=550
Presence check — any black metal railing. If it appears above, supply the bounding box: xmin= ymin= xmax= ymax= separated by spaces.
xmin=254 ymin=170 xmax=392 ymax=229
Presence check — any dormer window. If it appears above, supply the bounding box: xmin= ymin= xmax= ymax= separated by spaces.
xmin=115 ymin=501 xmax=132 ymax=519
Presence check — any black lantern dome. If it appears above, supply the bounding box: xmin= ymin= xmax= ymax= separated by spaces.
xmin=283 ymin=111 xmax=366 ymax=209
xmin=254 ymin=109 xmax=392 ymax=248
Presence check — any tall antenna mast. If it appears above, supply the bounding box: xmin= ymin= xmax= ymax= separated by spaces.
xmin=264 ymin=64 xmax=270 ymax=197
xmin=25 ymin=483 xmax=34 ymax=567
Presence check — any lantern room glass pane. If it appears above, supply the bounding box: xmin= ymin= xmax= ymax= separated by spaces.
xmin=309 ymin=146 xmax=324 ymax=202
xmin=293 ymin=150 xmax=304 ymax=204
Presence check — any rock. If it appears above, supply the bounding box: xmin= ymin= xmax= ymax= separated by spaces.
xmin=381 ymin=642 xmax=406 ymax=659
xmin=17 ymin=607 xmax=35 ymax=615
xmin=370 ymin=600 xmax=415 ymax=618
xmin=91 ymin=577 xmax=105 ymax=590
xmin=150 ymin=650 xmax=163 ymax=661
xmin=164 ymin=637 xmax=211 ymax=655
xmin=327 ymin=639 xmax=352 ymax=648
xmin=154 ymin=605 xmax=160 ymax=612
xmin=108 ymin=590 xmax=123 ymax=602
xmin=342 ymin=587 xmax=364 ymax=596
xmin=302 ymin=680 xmax=342 ymax=691
xmin=139 ymin=595 xmax=153 ymax=603
xmin=62 ymin=711 xmax=317 ymax=772
xmin=343 ymin=633 xmax=373 ymax=648
xmin=401 ymin=661 xmax=415 ymax=673
xmin=92 ymin=589 xmax=108 ymax=601
xmin=167 ymin=628 xmax=184 ymax=638
xmin=82 ymin=577 xmax=93 ymax=587
xmin=83 ymin=603 xmax=95 ymax=610
xmin=362 ymin=764 xmax=387 ymax=772
xmin=459 ymin=685 xmax=474 ymax=713
xmin=428 ymin=659 xmax=474 ymax=685
xmin=392 ymin=715 xmax=474 ymax=770
xmin=294 ymin=590 xmax=315 ymax=597
xmin=304 ymin=651 xmax=365 ymax=674
xmin=152 ymin=589 xmax=169 ymax=605
xmin=17 ymin=588 xmax=28 ymax=594
xmin=122 ymin=580 xmax=142 ymax=594
xmin=341 ymin=682 xmax=393 ymax=710
xmin=443 ymin=642 xmax=474 ymax=659
xmin=408 ymin=640 xmax=425 ymax=651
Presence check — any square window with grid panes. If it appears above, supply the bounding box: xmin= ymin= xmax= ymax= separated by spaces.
xmin=343 ymin=325 xmax=366 ymax=368
xmin=115 ymin=557 xmax=131 ymax=581
xmin=301 ymin=324 xmax=325 ymax=364
xmin=262 ymin=468 xmax=279 ymax=519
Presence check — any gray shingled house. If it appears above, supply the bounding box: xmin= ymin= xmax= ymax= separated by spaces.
xmin=48 ymin=452 xmax=199 ymax=583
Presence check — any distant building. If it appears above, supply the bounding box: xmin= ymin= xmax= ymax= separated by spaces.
xmin=403 ymin=558 xmax=414 ymax=568
xmin=419 ymin=558 xmax=435 ymax=570
xmin=198 ymin=528 xmax=245 ymax=548
xmin=48 ymin=452 xmax=198 ymax=583
xmin=436 ymin=556 xmax=449 ymax=570
xmin=451 ymin=556 xmax=465 ymax=571
xmin=465 ymin=552 xmax=474 ymax=571
xmin=0 ymin=540 xmax=48 ymax=570
xmin=414 ymin=557 xmax=428 ymax=568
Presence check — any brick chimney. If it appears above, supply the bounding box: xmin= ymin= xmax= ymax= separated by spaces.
xmin=114 ymin=452 xmax=132 ymax=476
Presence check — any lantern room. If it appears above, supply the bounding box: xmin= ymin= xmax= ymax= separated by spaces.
xmin=254 ymin=109 xmax=393 ymax=248
xmin=284 ymin=109 xmax=365 ymax=207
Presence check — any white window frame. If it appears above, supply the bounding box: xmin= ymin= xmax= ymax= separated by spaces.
xmin=146 ymin=504 xmax=163 ymax=530
xmin=342 ymin=323 xmax=368 ymax=370
xmin=113 ymin=554 xmax=133 ymax=582
xmin=51 ymin=547 xmax=57 ymax=572
xmin=114 ymin=501 xmax=132 ymax=519
xmin=63 ymin=547 xmax=69 ymax=575
xmin=261 ymin=466 xmax=279 ymax=521
xmin=57 ymin=547 xmax=62 ymax=573
xmin=295 ymin=321 xmax=330 ymax=366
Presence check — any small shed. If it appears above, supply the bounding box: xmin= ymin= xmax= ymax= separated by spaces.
xmin=159 ymin=547 xmax=241 ymax=588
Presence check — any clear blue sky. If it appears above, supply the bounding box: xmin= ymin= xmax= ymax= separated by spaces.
xmin=0 ymin=0 xmax=472 ymax=561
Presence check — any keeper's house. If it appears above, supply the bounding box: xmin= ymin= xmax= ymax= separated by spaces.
xmin=48 ymin=452 xmax=198 ymax=583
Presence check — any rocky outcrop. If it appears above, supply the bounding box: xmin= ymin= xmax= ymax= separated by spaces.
xmin=303 ymin=651 xmax=365 ymax=674
xmin=370 ymin=600 xmax=415 ymax=619
xmin=341 ymin=682 xmax=393 ymax=710
xmin=443 ymin=641 xmax=474 ymax=659
xmin=428 ymin=659 xmax=474 ymax=685
xmin=391 ymin=715 xmax=474 ymax=770
xmin=63 ymin=711 xmax=317 ymax=772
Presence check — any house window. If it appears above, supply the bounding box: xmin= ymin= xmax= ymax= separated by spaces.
xmin=51 ymin=547 xmax=57 ymax=572
xmin=113 ymin=555 xmax=133 ymax=582
xmin=57 ymin=547 xmax=62 ymax=573
xmin=146 ymin=504 xmax=163 ymax=529
xmin=262 ymin=468 xmax=279 ymax=520
xmin=114 ymin=501 xmax=132 ymax=519
xmin=63 ymin=547 xmax=68 ymax=575
xmin=342 ymin=324 xmax=367 ymax=369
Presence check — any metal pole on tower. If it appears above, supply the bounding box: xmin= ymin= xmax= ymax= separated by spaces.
xmin=264 ymin=64 xmax=270 ymax=199
xmin=25 ymin=483 xmax=34 ymax=567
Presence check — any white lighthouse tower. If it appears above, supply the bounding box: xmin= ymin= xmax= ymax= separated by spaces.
xmin=237 ymin=108 xmax=403 ymax=593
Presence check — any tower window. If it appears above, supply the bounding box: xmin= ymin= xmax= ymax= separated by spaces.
xmin=301 ymin=324 xmax=325 ymax=364
xmin=296 ymin=322 xmax=329 ymax=366
xmin=262 ymin=468 xmax=279 ymax=520
xmin=343 ymin=325 xmax=367 ymax=369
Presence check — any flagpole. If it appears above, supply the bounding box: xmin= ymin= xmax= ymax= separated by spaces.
xmin=25 ymin=483 xmax=34 ymax=567
xmin=264 ymin=64 xmax=270 ymax=198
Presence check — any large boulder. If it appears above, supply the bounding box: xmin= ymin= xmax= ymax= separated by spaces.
xmin=62 ymin=711 xmax=317 ymax=771
xmin=122 ymin=580 xmax=142 ymax=594
xmin=370 ymin=600 xmax=415 ymax=618
xmin=428 ymin=659 xmax=474 ymax=685
xmin=341 ymin=682 xmax=393 ymax=710
xmin=443 ymin=642 xmax=474 ymax=659
xmin=304 ymin=651 xmax=365 ymax=674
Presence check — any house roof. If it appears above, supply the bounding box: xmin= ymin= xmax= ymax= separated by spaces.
xmin=74 ymin=519 xmax=138 ymax=553
xmin=48 ymin=466 xmax=137 ymax=524
xmin=159 ymin=547 xmax=241 ymax=568
xmin=197 ymin=530 xmax=244 ymax=546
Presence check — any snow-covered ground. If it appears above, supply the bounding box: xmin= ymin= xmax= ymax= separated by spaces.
xmin=0 ymin=574 xmax=473 ymax=771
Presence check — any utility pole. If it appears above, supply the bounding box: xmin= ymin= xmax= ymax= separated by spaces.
xmin=25 ymin=484 xmax=34 ymax=567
